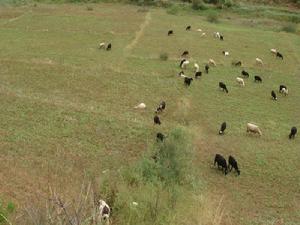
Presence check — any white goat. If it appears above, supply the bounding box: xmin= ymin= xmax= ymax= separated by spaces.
xmin=236 ymin=77 xmax=245 ymax=86
xmin=134 ymin=103 xmax=146 ymax=109
xmin=194 ymin=63 xmax=200 ymax=72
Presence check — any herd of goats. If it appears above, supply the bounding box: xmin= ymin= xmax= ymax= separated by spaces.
xmin=100 ymin=25 xmax=298 ymax=177
xmin=95 ymin=23 xmax=298 ymax=223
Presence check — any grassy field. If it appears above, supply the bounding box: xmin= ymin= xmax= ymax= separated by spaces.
xmin=0 ymin=2 xmax=300 ymax=225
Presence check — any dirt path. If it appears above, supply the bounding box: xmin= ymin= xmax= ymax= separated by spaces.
xmin=125 ymin=11 xmax=151 ymax=52
xmin=1 ymin=11 xmax=31 ymax=26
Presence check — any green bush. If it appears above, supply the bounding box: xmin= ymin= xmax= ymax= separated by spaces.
xmin=192 ymin=0 xmax=207 ymax=10
xmin=166 ymin=4 xmax=180 ymax=15
xmin=0 ymin=200 xmax=15 ymax=224
xmin=207 ymin=11 xmax=219 ymax=23
xmin=287 ymin=15 xmax=300 ymax=23
xmin=224 ymin=0 xmax=233 ymax=7
xmin=281 ymin=23 xmax=297 ymax=33
xmin=159 ymin=52 xmax=169 ymax=61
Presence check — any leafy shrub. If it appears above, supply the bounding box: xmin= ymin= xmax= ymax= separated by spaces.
xmin=192 ymin=0 xmax=207 ymax=10
xmin=224 ymin=0 xmax=233 ymax=7
xmin=281 ymin=23 xmax=297 ymax=33
xmin=159 ymin=52 xmax=168 ymax=61
xmin=0 ymin=200 xmax=15 ymax=224
xmin=166 ymin=4 xmax=180 ymax=15
xmin=207 ymin=11 xmax=219 ymax=23
xmin=287 ymin=15 xmax=300 ymax=23
xmin=155 ymin=0 xmax=172 ymax=8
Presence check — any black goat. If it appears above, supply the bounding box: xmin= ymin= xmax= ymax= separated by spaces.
xmin=181 ymin=51 xmax=189 ymax=57
xmin=156 ymin=132 xmax=165 ymax=142
xmin=254 ymin=76 xmax=262 ymax=82
xmin=205 ymin=64 xmax=209 ymax=74
xmin=219 ymin=82 xmax=228 ymax=93
xmin=184 ymin=77 xmax=193 ymax=86
xmin=228 ymin=155 xmax=240 ymax=175
xmin=195 ymin=71 xmax=202 ymax=79
xmin=168 ymin=30 xmax=173 ymax=36
xmin=186 ymin=25 xmax=191 ymax=31
xmin=241 ymin=70 xmax=249 ymax=78
xmin=289 ymin=127 xmax=297 ymax=139
xmin=271 ymin=91 xmax=277 ymax=100
xmin=219 ymin=122 xmax=227 ymax=135
xmin=276 ymin=52 xmax=283 ymax=60
xmin=214 ymin=154 xmax=228 ymax=175
xmin=106 ymin=43 xmax=111 ymax=51
xmin=154 ymin=115 xmax=161 ymax=125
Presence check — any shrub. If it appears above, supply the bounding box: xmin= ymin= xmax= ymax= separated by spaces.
xmin=288 ymin=15 xmax=300 ymax=23
xmin=0 ymin=200 xmax=15 ymax=224
xmin=166 ymin=4 xmax=180 ymax=15
xmin=159 ymin=52 xmax=168 ymax=61
xmin=224 ymin=0 xmax=233 ymax=8
xmin=207 ymin=11 xmax=219 ymax=23
xmin=192 ymin=0 xmax=207 ymax=10
xmin=281 ymin=23 xmax=297 ymax=33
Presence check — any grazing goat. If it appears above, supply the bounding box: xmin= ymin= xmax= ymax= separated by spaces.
xmin=179 ymin=59 xmax=186 ymax=68
xmin=219 ymin=82 xmax=228 ymax=93
xmin=178 ymin=71 xmax=186 ymax=77
xmin=134 ymin=103 xmax=146 ymax=109
xmin=234 ymin=61 xmax=242 ymax=66
xmin=209 ymin=59 xmax=216 ymax=66
xmin=180 ymin=59 xmax=189 ymax=69
xmin=201 ymin=32 xmax=206 ymax=37
xmin=194 ymin=63 xmax=199 ymax=72
xmin=246 ymin=123 xmax=262 ymax=136
xmin=214 ymin=32 xmax=221 ymax=39
xmin=256 ymin=58 xmax=263 ymax=65
xmin=241 ymin=70 xmax=249 ymax=78
xmin=154 ymin=115 xmax=161 ymax=125
xmin=281 ymin=87 xmax=288 ymax=96
xmin=219 ymin=122 xmax=226 ymax=135
xmin=168 ymin=30 xmax=173 ymax=36
xmin=184 ymin=77 xmax=193 ymax=86
xmin=197 ymin=28 xmax=202 ymax=32
xmin=222 ymin=51 xmax=229 ymax=56
xmin=205 ymin=64 xmax=209 ymax=74
xmin=236 ymin=77 xmax=245 ymax=87
xmin=186 ymin=25 xmax=191 ymax=31
xmin=97 ymin=200 xmax=110 ymax=224
xmin=156 ymin=132 xmax=165 ymax=142
xmin=254 ymin=76 xmax=262 ymax=82
xmin=270 ymin=49 xmax=277 ymax=54
xmin=181 ymin=51 xmax=189 ymax=57
xmin=279 ymin=85 xmax=288 ymax=96
xmin=220 ymin=35 xmax=224 ymax=41
xmin=106 ymin=43 xmax=111 ymax=51
xmin=156 ymin=101 xmax=166 ymax=113
xmin=99 ymin=42 xmax=106 ymax=49
xmin=228 ymin=156 xmax=240 ymax=175
xmin=195 ymin=71 xmax=202 ymax=79
xmin=271 ymin=90 xmax=277 ymax=100
xmin=289 ymin=127 xmax=297 ymax=139
xmin=276 ymin=52 xmax=283 ymax=60
xmin=214 ymin=154 xmax=228 ymax=175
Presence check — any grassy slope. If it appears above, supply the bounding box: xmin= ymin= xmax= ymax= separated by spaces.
xmin=0 ymin=3 xmax=299 ymax=224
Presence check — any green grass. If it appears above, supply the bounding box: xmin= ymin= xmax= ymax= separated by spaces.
xmin=0 ymin=2 xmax=300 ymax=225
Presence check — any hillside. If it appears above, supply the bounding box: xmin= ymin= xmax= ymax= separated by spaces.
xmin=0 ymin=2 xmax=299 ymax=225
